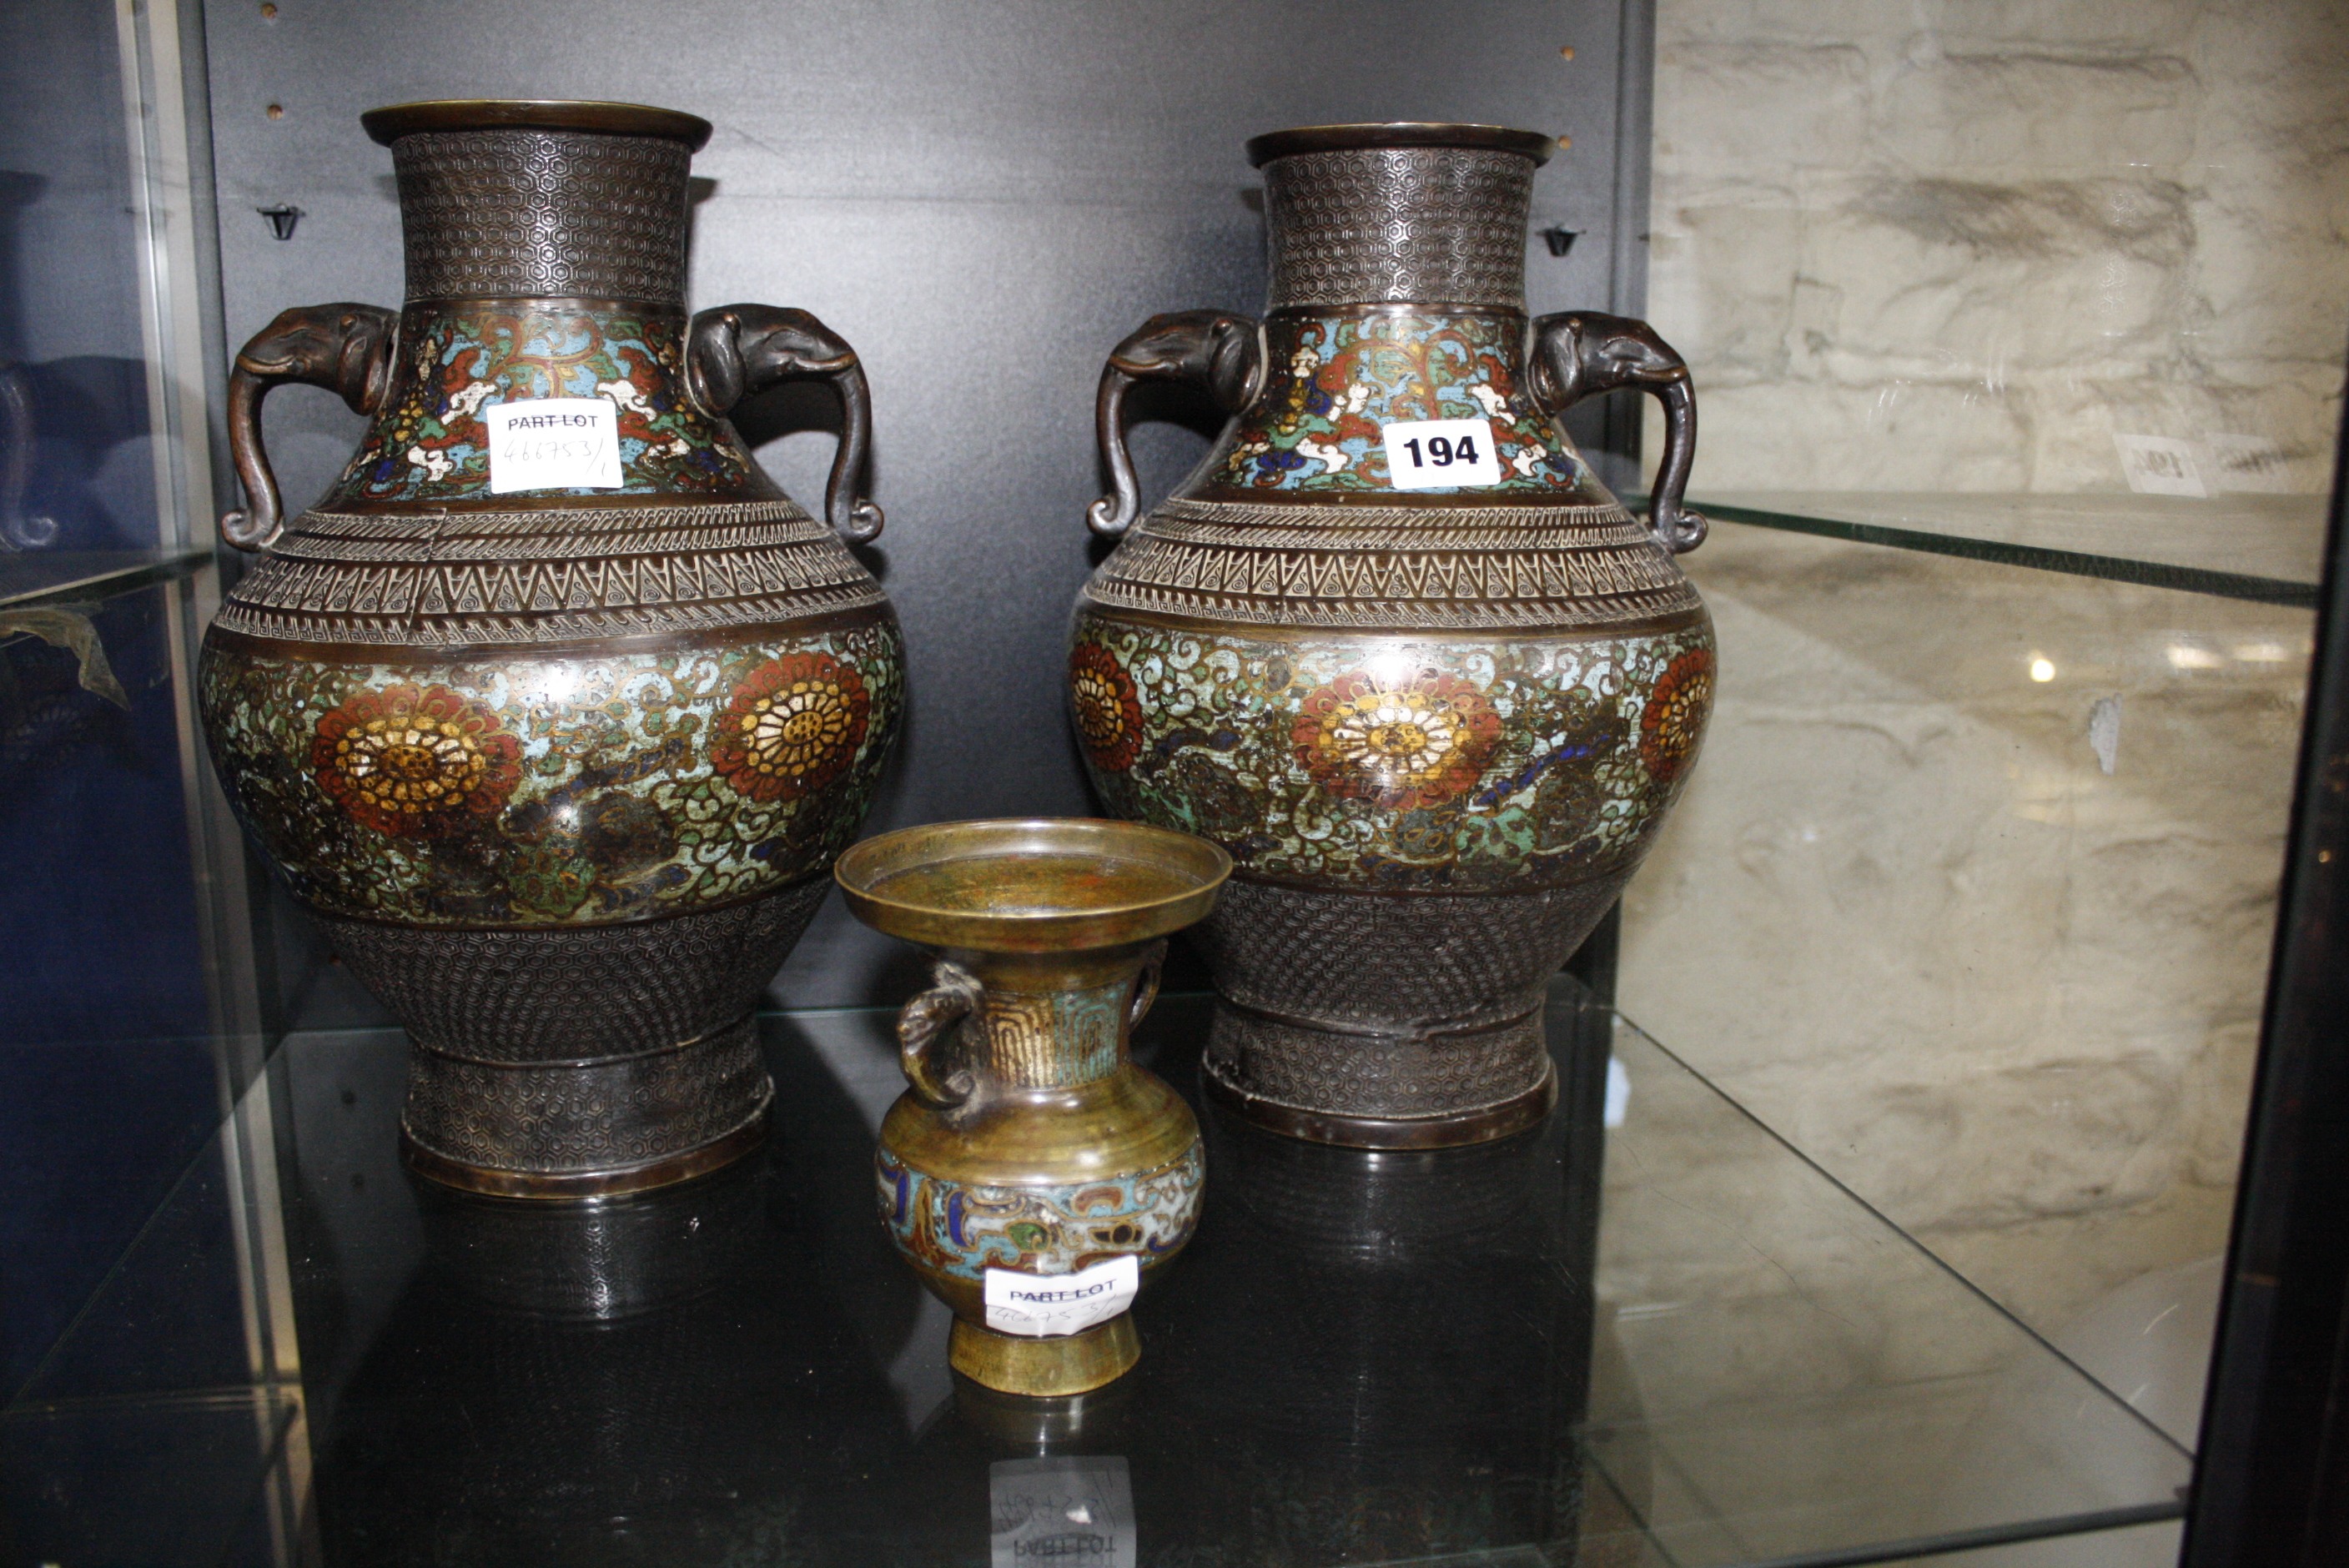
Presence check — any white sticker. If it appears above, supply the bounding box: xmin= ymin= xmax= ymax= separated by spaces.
xmin=990 ymin=1456 xmax=1135 ymax=1568
xmin=983 ymin=1254 xmax=1138 ymax=1339
xmin=485 ymin=398 xmax=622 ymax=494
xmin=2112 ymin=434 xmax=2206 ymax=498
xmin=1381 ymin=417 xmax=1502 ymax=490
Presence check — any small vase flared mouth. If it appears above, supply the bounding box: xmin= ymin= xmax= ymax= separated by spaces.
xmin=836 ymin=817 xmax=1230 ymax=953
xmin=362 ymin=98 xmax=712 ymax=150
xmin=1245 ymin=122 xmax=1557 ymax=168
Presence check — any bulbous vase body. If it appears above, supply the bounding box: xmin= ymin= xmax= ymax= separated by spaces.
xmin=199 ymin=101 xmax=903 ymax=1195
xmin=1070 ymin=124 xmax=1714 ymax=1148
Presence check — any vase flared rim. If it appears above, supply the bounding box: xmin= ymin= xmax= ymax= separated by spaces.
xmin=835 ymin=817 xmax=1231 ymax=954
xmin=362 ymin=98 xmax=713 ymax=151
xmin=1245 ymin=122 xmax=1557 ymax=168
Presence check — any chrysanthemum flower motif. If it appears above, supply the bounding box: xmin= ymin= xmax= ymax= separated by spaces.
xmin=711 ymin=651 xmax=870 ymax=802
xmin=1639 ymin=647 xmax=1715 ymax=785
xmin=1068 ymin=641 xmax=1144 ymax=773
xmin=1292 ymin=667 xmax=1502 ymax=810
xmin=309 ymin=682 xmax=521 ymax=838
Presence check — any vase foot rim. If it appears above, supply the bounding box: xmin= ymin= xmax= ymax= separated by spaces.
xmin=948 ymin=1314 xmax=1140 ymax=1397
xmin=1202 ymin=1056 xmax=1556 ymax=1149
xmin=400 ymin=1098 xmax=771 ymax=1200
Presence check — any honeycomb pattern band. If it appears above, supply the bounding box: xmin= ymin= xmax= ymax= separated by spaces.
xmin=390 ymin=128 xmax=691 ymax=304
xmin=1263 ymin=146 xmax=1536 ymax=311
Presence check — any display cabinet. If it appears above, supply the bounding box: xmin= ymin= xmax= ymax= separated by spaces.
xmin=3 ymin=1 xmax=2345 ymax=1564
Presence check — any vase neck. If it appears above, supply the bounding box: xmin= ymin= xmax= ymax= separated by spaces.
xmin=389 ymin=127 xmax=692 ymax=307
xmin=960 ymin=970 xmax=1135 ymax=1092
xmin=1262 ymin=145 xmax=1534 ymax=313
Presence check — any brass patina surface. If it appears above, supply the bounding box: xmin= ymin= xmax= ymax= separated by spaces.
xmin=839 ymin=818 xmax=1228 ymax=1396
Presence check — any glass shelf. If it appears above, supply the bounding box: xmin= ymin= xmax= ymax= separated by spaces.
xmin=0 ymin=549 xmax=212 ymax=611
xmin=1691 ymin=491 xmax=2326 ymax=607
xmin=0 ymin=980 xmax=2191 ymax=1567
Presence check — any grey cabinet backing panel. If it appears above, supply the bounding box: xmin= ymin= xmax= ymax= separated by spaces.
xmin=203 ymin=0 xmax=1648 ymax=1007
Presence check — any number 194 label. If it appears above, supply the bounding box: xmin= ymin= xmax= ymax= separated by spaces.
xmin=1380 ymin=417 xmax=1501 ymax=490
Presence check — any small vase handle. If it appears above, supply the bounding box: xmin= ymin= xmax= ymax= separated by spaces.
xmin=1527 ymin=311 xmax=1709 ymax=555
xmin=220 ymin=304 xmax=400 ymax=551
xmin=896 ymin=959 xmax=984 ymax=1109
xmin=1125 ymin=940 xmax=1168 ymax=1034
xmin=1086 ymin=309 xmax=1264 ymax=538
xmin=687 ymin=304 xmax=884 ymax=544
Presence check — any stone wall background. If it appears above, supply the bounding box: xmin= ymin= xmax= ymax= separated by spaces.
xmin=1642 ymin=0 xmax=2348 ymax=494
xmin=1616 ymin=0 xmax=2344 ymax=1385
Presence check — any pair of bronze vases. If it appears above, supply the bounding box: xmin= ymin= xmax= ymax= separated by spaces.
xmin=202 ymin=103 xmax=1713 ymax=1200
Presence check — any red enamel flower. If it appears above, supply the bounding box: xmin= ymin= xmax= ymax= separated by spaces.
xmin=1292 ymin=666 xmax=1501 ymax=810
xmin=1068 ymin=641 xmax=1144 ymax=773
xmin=309 ymin=682 xmax=521 ymax=839
xmin=711 ymin=651 xmax=871 ymax=802
xmin=1639 ymin=647 xmax=1715 ymax=785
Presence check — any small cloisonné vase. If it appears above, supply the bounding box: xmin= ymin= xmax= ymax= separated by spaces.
xmin=1070 ymin=123 xmax=1716 ymax=1149
xmin=835 ymin=819 xmax=1230 ymax=1397
xmin=198 ymin=100 xmax=903 ymax=1197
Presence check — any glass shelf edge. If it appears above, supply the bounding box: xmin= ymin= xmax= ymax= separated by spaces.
xmin=0 ymin=548 xmax=212 ymax=611
xmin=1611 ymin=1001 xmax=2199 ymax=1468
xmin=1710 ymin=1499 xmax=2187 ymax=1568
xmin=1687 ymin=498 xmax=2319 ymax=608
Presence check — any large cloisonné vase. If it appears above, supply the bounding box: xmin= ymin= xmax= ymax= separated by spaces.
xmin=199 ymin=101 xmax=903 ymax=1196
xmin=1070 ymin=123 xmax=1714 ymax=1149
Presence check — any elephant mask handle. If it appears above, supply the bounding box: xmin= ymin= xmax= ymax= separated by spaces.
xmin=1527 ymin=311 xmax=1709 ymax=555
xmin=895 ymin=959 xmax=983 ymax=1110
xmin=686 ymin=304 xmax=884 ymax=544
xmin=221 ymin=304 xmax=400 ymax=551
xmin=1086 ymin=309 xmax=1264 ymax=539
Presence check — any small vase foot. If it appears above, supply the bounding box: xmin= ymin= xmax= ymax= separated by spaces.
xmin=948 ymin=1314 xmax=1141 ymax=1397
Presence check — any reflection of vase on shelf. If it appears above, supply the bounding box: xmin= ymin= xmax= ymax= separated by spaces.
xmin=315 ymin=1156 xmax=904 ymax=1566
xmin=196 ymin=100 xmax=903 ymax=1198
xmin=1069 ymin=123 xmax=1715 ymax=1150
xmin=1114 ymin=995 xmax=1612 ymax=1565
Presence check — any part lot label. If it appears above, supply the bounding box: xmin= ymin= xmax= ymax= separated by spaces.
xmin=485 ymin=398 xmax=621 ymax=493
xmin=983 ymin=1254 xmax=1139 ymax=1338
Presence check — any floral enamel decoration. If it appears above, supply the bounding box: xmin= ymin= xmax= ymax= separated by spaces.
xmin=1068 ymin=641 xmax=1144 ymax=773
xmin=310 ymin=682 xmax=521 ymax=838
xmin=1070 ymin=123 xmax=1718 ymax=1147
xmin=1216 ymin=316 xmax=1587 ymax=495
xmin=199 ymin=99 xmax=906 ymax=1199
xmin=1639 ymin=646 xmax=1714 ymax=786
xmin=711 ymin=651 xmax=872 ymax=803
xmin=1293 ymin=667 xmax=1501 ymax=810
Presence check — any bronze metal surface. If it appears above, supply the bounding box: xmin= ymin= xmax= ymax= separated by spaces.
xmin=948 ymin=1315 xmax=1140 ymax=1398
xmin=1204 ymin=1057 xmax=1557 ymax=1150
xmin=686 ymin=304 xmax=885 ymax=542
xmin=362 ymin=98 xmax=713 ymax=149
xmin=400 ymin=1108 xmax=769 ymax=1200
xmin=1259 ymin=141 xmax=1537 ymax=311
xmin=220 ymin=303 xmax=399 ymax=550
xmin=1069 ymin=122 xmax=1713 ymax=1144
xmin=203 ymin=99 xmax=902 ymax=1199
xmin=384 ymin=123 xmax=693 ymax=304
xmin=1528 ymin=310 xmax=1712 ymax=553
xmin=1244 ymin=122 xmax=1557 ymax=167
xmin=836 ymin=817 xmax=1230 ymax=955
xmin=843 ymin=817 xmax=1225 ymax=1396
